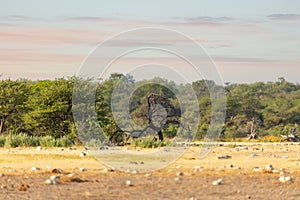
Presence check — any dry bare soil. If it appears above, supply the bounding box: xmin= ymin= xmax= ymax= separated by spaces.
xmin=0 ymin=142 xmax=300 ymax=200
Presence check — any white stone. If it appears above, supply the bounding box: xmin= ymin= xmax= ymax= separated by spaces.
xmin=174 ymin=177 xmax=180 ymax=181
xmin=126 ymin=180 xmax=133 ymax=186
xmin=194 ymin=166 xmax=202 ymax=169
xmin=50 ymin=175 xmax=60 ymax=181
xmin=212 ymin=179 xmax=223 ymax=186
xmin=31 ymin=167 xmax=40 ymax=171
xmin=176 ymin=172 xmax=184 ymax=176
xmin=36 ymin=146 xmax=42 ymax=151
xmin=265 ymin=165 xmax=274 ymax=171
xmin=280 ymin=171 xmax=285 ymax=176
xmin=45 ymin=179 xmax=53 ymax=184
xmin=79 ymin=168 xmax=86 ymax=172
xmin=252 ymin=167 xmax=261 ymax=172
xmin=80 ymin=152 xmax=87 ymax=157
xmin=281 ymin=156 xmax=288 ymax=159
xmin=68 ymin=173 xmax=77 ymax=177
xmin=279 ymin=176 xmax=293 ymax=183
xmin=250 ymin=154 xmax=258 ymax=157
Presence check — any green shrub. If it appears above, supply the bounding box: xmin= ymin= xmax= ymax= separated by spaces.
xmin=258 ymin=135 xmax=282 ymax=142
xmin=133 ymin=138 xmax=174 ymax=148
xmin=4 ymin=133 xmax=40 ymax=147
xmin=0 ymin=137 xmax=6 ymax=147
xmin=39 ymin=135 xmax=56 ymax=147
xmin=56 ymin=137 xmax=73 ymax=147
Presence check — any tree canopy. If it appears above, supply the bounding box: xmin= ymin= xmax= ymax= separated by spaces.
xmin=1 ymin=75 xmax=300 ymax=144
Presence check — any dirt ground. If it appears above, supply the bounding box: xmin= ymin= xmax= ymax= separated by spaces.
xmin=0 ymin=142 xmax=300 ymax=200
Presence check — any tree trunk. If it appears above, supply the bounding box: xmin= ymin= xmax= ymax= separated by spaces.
xmin=158 ymin=130 xmax=164 ymax=141
xmin=0 ymin=118 xmax=4 ymax=135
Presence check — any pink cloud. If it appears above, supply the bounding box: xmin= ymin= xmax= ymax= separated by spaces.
xmin=0 ymin=27 xmax=110 ymax=45
xmin=268 ymin=14 xmax=300 ymax=21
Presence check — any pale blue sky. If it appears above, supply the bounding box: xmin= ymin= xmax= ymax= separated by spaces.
xmin=1 ymin=0 xmax=299 ymax=18
xmin=0 ymin=0 xmax=299 ymax=83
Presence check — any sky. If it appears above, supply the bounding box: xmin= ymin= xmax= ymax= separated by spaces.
xmin=0 ymin=0 xmax=300 ymax=83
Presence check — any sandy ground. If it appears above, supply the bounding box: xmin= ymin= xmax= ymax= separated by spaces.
xmin=0 ymin=142 xmax=300 ymax=200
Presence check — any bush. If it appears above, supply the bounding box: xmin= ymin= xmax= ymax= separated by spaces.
xmin=39 ymin=135 xmax=56 ymax=147
xmin=56 ymin=137 xmax=73 ymax=147
xmin=0 ymin=134 xmax=74 ymax=148
xmin=0 ymin=137 xmax=6 ymax=147
xmin=258 ymin=135 xmax=282 ymax=142
xmin=133 ymin=138 xmax=173 ymax=148
xmin=4 ymin=133 xmax=40 ymax=147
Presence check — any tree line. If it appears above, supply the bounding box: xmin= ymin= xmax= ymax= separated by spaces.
xmin=1 ymin=74 xmax=299 ymax=144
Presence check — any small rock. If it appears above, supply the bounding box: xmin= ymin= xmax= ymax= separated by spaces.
xmin=281 ymin=156 xmax=288 ymax=159
xmin=68 ymin=173 xmax=78 ymax=177
xmin=80 ymin=152 xmax=87 ymax=157
xmin=265 ymin=165 xmax=274 ymax=172
xmin=79 ymin=168 xmax=86 ymax=172
xmin=235 ymin=146 xmax=248 ymax=151
xmin=168 ymin=169 xmax=173 ymax=172
xmin=212 ymin=179 xmax=223 ymax=186
xmin=45 ymin=179 xmax=56 ymax=185
xmin=0 ymin=173 xmax=5 ymax=177
xmin=19 ymin=183 xmax=29 ymax=191
xmin=279 ymin=176 xmax=293 ymax=183
xmin=250 ymin=154 xmax=258 ymax=157
xmin=83 ymin=146 xmax=88 ymax=151
xmin=176 ymin=172 xmax=184 ymax=176
xmin=193 ymin=168 xmax=199 ymax=173
xmin=99 ymin=168 xmax=114 ymax=173
xmin=31 ymin=167 xmax=40 ymax=171
xmin=227 ymin=164 xmax=234 ymax=168
xmin=252 ymin=167 xmax=261 ymax=172
xmin=36 ymin=146 xmax=42 ymax=151
xmin=174 ymin=177 xmax=180 ymax=181
xmin=217 ymin=155 xmax=231 ymax=159
xmin=8 ymin=169 xmax=16 ymax=173
xmin=176 ymin=165 xmax=181 ymax=169
xmin=50 ymin=175 xmax=60 ymax=181
xmin=51 ymin=168 xmax=64 ymax=173
xmin=126 ymin=180 xmax=133 ymax=186
xmin=280 ymin=171 xmax=285 ymax=176
xmin=0 ymin=185 xmax=7 ymax=189
xmin=145 ymin=173 xmax=151 ymax=177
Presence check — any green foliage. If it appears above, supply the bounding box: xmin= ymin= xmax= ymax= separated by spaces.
xmin=0 ymin=78 xmax=32 ymax=134
xmin=1 ymin=75 xmax=300 ymax=144
xmin=39 ymin=135 xmax=57 ymax=147
xmin=0 ymin=136 xmax=6 ymax=147
xmin=4 ymin=133 xmax=39 ymax=147
xmin=1 ymin=134 xmax=73 ymax=148
xmin=133 ymin=138 xmax=175 ymax=148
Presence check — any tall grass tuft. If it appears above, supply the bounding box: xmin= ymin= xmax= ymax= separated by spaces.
xmin=0 ymin=133 xmax=73 ymax=148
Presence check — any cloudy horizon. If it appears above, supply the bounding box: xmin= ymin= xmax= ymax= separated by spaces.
xmin=0 ymin=0 xmax=299 ymax=84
